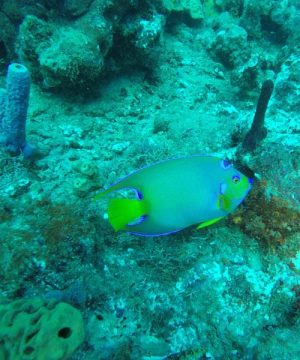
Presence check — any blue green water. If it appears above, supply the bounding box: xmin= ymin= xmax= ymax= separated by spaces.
xmin=0 ymin=1 xmax=299 ymax=359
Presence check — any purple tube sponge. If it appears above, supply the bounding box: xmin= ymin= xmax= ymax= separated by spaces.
xmin=1 ymin=63 xmax=35 ymax=158
xmin=0 ymin=88 xmax=6 ymax=143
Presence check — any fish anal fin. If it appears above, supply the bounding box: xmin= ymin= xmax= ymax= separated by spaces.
xmin=197 ymin=216 xmax=224 ymax=230
xmin=108 ymin=198 xmax=148 ymax=231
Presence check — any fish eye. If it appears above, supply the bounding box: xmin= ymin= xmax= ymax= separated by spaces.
xmin=232 ymin=175 xmax=240 ymax=184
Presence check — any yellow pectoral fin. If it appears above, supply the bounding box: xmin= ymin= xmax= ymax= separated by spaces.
xmin=107 ymin=198 xmax=148 ymax=231
xmin=197 ymin=216 xmax=224 ymax=230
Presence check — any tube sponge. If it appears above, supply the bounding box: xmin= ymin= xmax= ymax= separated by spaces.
xmin=0 ymin=297 xmax=85 ymax=360
xmin=0 ymin=63 xmax=35 ymax=158
xmin=0 ymin=88 xmax=6 ymax=143
xmin=241 ymin=80 xmax=274 ymax=152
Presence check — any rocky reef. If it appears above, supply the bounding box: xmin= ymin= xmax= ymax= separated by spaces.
xmin=0 ymin=1 xmax=299 ymax=359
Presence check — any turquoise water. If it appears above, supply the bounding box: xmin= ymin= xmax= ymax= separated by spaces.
xmin=0 ymin=1 xmax=299 ymax=359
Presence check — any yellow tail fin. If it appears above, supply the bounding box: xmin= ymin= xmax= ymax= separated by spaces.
xmin=107 ymin=198 xmax=148 ymax=231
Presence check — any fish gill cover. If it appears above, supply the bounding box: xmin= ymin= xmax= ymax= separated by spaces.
xmin=0 ymin=0 xmax=299 ymax=359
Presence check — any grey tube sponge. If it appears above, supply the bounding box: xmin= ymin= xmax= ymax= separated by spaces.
xmin=0 ymin=63 xmax=35 ymax=158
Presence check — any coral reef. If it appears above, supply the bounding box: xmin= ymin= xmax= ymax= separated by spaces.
xmin=0 ymin=0 xmax=299 ymax=359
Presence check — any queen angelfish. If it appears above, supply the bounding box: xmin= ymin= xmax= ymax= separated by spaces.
xmin=94 ymin=155 xmax=252 ymax=236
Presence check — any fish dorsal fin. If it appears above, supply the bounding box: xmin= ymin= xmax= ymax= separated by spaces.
xmin=197 ymin=216 xmax=224 ymax=230
xmin=107 ymin=198 xmax=148 ymax=231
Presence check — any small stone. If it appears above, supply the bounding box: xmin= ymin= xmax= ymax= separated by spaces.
xmin=111 ymin=142 xmax=130 ymax=154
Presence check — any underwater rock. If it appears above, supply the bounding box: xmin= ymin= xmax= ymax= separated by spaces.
xmin=1 ymin=0 xmax=25 ymax=22
xmin=230 ymin=55 xmax=260 ymax=94
xmin=4 ymin=177 xmax=31 ymax=197
xmin=153 ymin=117 xmax=170 ymax=134
xmin=240 ymin=0 xmax=294 ymax=43
xmin=210 ymin=24 xmax=250 ymax=68
xmin=138 ymin=334 xmax=171 ymax=357
xmin=63 ymin=0 xmax=94 ymax=17
xmin=214 ymin=0 xmax=243 ymax=17
xmin=17 ymin=15 xmax=54 ymax=81
xmin=161 ymin=0 xmax=204 ymax=20
xmin=121 ymin=13 xmax=165 ymax=51
xmin=39 ymin=27 xmax=104 ymax=89
xmin=0 ymin=11 xmax=16 ymax=70
xmin=15 ymin=2 xmax=164 ymax=91
xmin=18 ymin=15 xmax=104 ymax=90
xmin=79 ymin=13 xmax=113 ymax=58
xmin=274 ymin=52 xmax=300 ymax=112
xmin=259 ymin=2 xmax=292 ymax=44
xmin=111 ymin=141 xmax=130 ymax=154
xmin=111 ymin=10 xmax=164 ymax=71
xmin=45 ymin=280 xmax=87 ymax=307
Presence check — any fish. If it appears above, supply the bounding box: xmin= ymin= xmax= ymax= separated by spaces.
xmin=94 ymin=155 xmax=252 ymax=236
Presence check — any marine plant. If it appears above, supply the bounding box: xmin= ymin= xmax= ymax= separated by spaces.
xmin=229 ymin=181 xmax=300 ymax=246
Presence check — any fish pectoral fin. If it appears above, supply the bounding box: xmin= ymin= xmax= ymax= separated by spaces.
xmin=217 ymin=194 xmax=231 ymax=212
xmin=197 ymin=216 xmax=224 ymax=230
xmin=107 ymin=198 xmax=148 ymax=231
